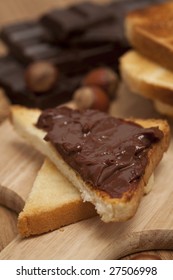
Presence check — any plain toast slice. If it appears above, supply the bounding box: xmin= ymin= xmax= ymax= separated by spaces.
xmin=11 ymin=106 xmax=170 ymax=222
xmin=18 ymin=158 xmax=96 ymax=237
xmin=120 ymin=50 xmax=173 ymax=116
xmin=125 ymin=2 xmax=173 ymax=71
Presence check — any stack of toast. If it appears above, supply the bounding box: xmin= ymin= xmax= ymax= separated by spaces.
xmin=120 ymin=1 xmax=173 ymax=117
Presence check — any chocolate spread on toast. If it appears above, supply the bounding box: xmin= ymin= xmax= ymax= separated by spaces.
xmin=36 ymin=107 xmax=163 ymax=198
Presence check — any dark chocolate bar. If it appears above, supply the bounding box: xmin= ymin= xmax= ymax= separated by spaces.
xmin=13 ymin=41 xmax=62 ymax=64
xmin=40 ymin=9 xmax=86 ymax=42
xmin=0 ymin=20 xmax=57 ymax=64
xmin=52 ymin=44 xmax=120 ymax=74
xmin=41 ymin=0 xmax=165 ymax=44
xmin=70 ymin=2 xmax=114 ymax=27
xmin=3 ymin=0 xmax=159 ymax=73
xmin=0 ymin=18 xmax=121 ymax=74
xmin=1 ymin=20 xmax=121 ymax=74
xmin=1 ymin=20 xmax=53 ymax=45
xmin=41 ymin=2 xmax=114 ymax=42
xmin=6 ymin=43 xmax=119 ymax=75
xmin=69 ymin=23 xmax=125 ymax=47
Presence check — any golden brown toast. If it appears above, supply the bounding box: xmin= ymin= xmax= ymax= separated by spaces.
xmin=125 ymin=2 xmax=173 ymax=71
xmin=11 ymin=106 xmax=170 ymax=222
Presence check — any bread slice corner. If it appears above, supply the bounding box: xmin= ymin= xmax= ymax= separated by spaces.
xmin=18 ymin=158 xmax=96 ymax=237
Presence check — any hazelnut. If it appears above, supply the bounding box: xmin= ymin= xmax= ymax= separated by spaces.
xmin=25 ymin=61 xmax=59 ymax=93
xmin=131 ymin=253 xmax=162 ymax=260
xmin=82 ymin=67 xmax=119 ymax=99
xmin=73 ymin=86 xmax=110 ymax=112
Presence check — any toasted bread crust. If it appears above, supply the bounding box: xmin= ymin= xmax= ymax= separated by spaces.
xmin=120 ymin=50 xmax=173 ymax=106
xmin=125 ymin=2 xmax=173 ymax=71
xmin=18 ymin=200 xmax=96 ymax=237
xmin=18 ymin=159 xmax=96 ymax=237
xmin=11 ymin=106 xmax=170 ymax=222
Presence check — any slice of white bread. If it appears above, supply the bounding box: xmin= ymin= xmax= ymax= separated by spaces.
xmin=11 ymin=106 xmax=170 ymax=222
xmin=18 ymin=158 xmax=96 ymax=237
xmin=120 ymin=50 xmax=173 ymax=115
xmin=125 ymin=2 xmax=173 ymax=72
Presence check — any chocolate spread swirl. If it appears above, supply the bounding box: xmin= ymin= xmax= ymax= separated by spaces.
xmin=36 ymin=107 xmax=163 ymax=198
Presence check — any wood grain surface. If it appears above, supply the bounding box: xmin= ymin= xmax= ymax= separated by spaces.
xmin=0 ymin=206 xmax=17 ymax=252
xmin=0 ymin=119 xmax=43 ymax=213
xmin=1 ymin=205 xmax=173 ymax=260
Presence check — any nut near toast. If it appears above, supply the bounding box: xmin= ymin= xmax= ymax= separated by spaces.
xmin=11 ymin=106 xmax=170 ymax=225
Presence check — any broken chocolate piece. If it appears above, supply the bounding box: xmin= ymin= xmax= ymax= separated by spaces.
xmin=41 ymin=2 xmax=114 ymax=42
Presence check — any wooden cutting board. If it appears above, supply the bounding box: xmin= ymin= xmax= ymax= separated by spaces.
xmin=0 ymin=85 xmax=173 ymax=260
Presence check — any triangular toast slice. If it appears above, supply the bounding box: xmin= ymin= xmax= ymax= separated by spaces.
xmin=18 ymin=158 xmax=96 ymax=237
xmin=120 ymin=50 xmax=173 ymax=117
xmin=125 ymin=2 xmax=173 ymax=71
xmin=11 ymin=106 xmax=170 ymax=222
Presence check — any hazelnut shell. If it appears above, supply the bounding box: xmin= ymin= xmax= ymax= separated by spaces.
xmin=73 ymin=86 xmax=110 ymax=112
xmin=25 ymin=61 xmax=59 ymax=93
xmin=82 ymin=67 xmax=119 ymax=99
